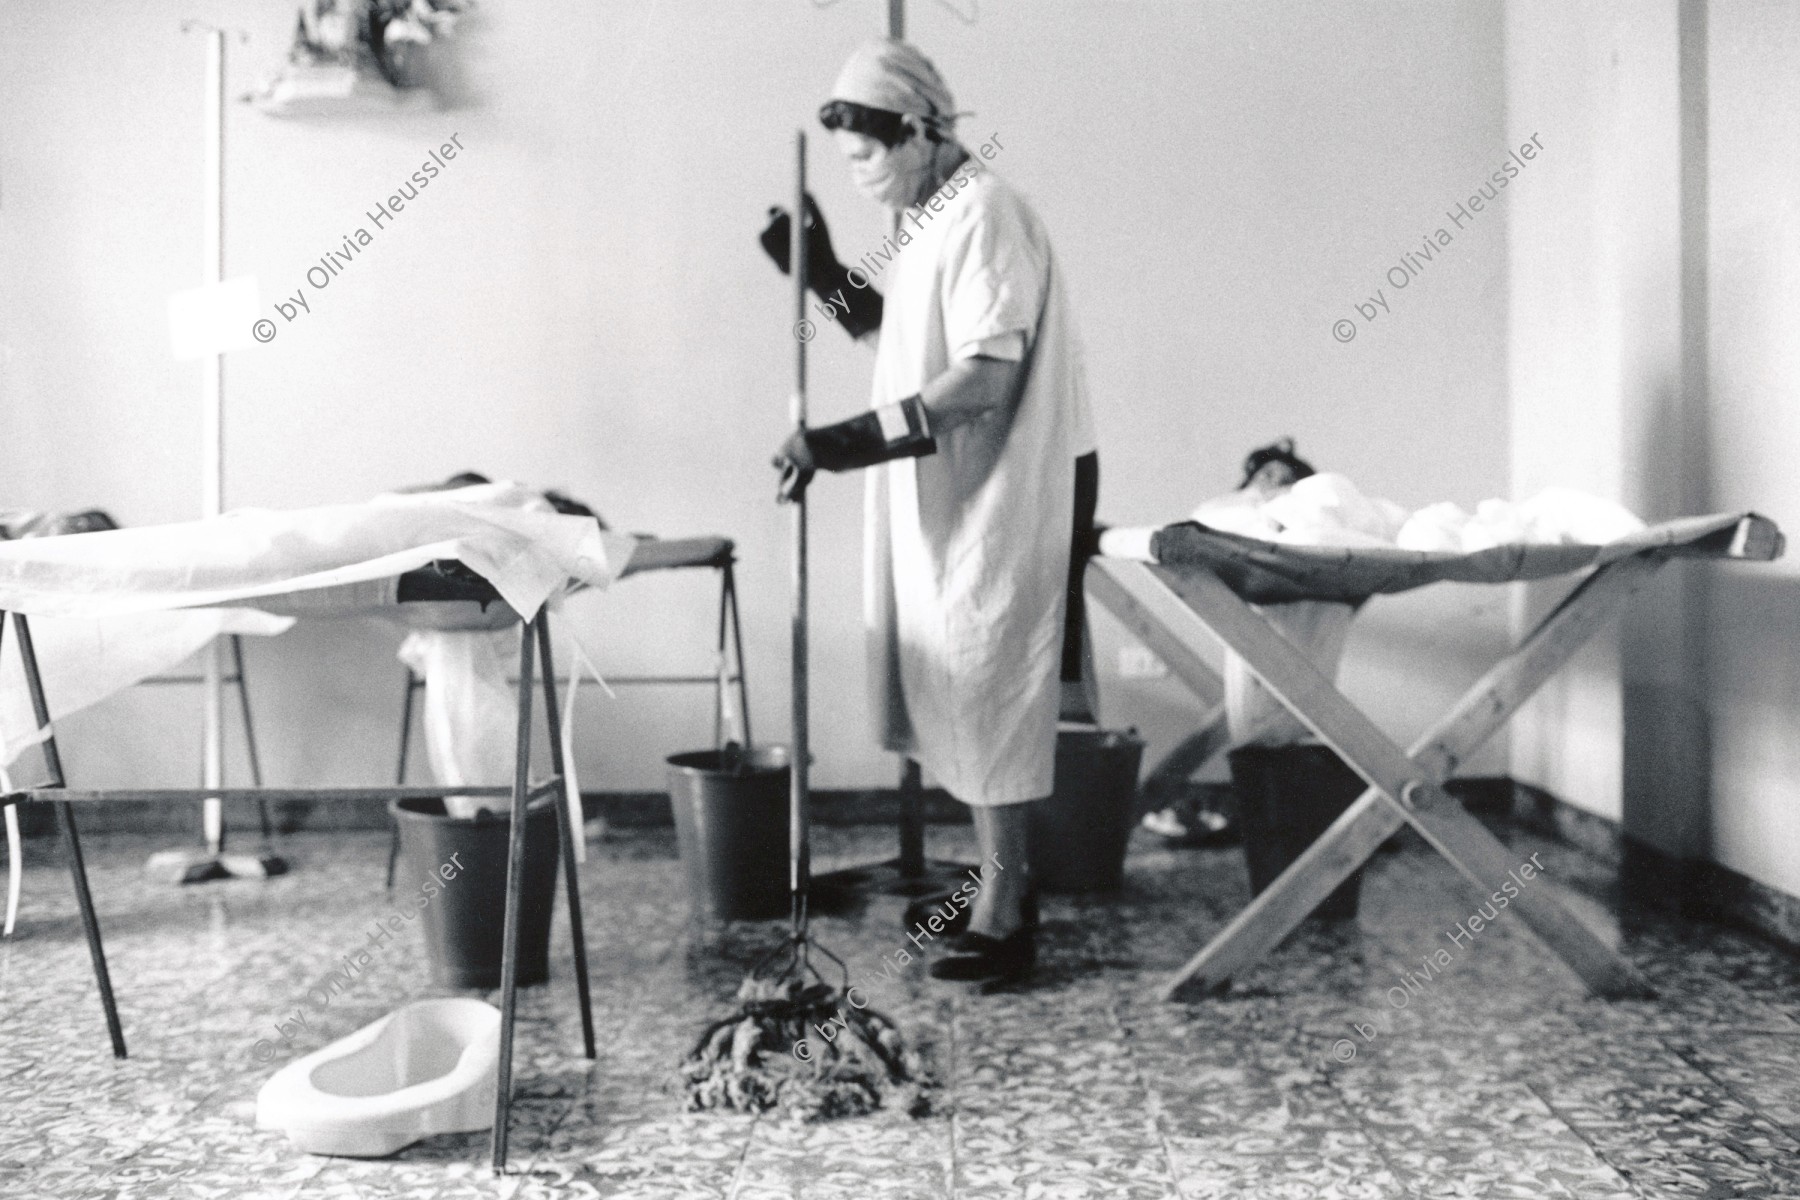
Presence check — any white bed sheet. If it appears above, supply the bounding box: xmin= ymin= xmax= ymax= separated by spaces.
xmin=0 ymin=487 xmax=638 ymax=769
xmin=0 ymin=488 xmax=638 ymax=621
xmin=0 ymin=608 xmax=292 ymax=769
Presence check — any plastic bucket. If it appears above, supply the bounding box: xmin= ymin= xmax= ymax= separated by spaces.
xmin=390 ymin=794 xmax=562 ymax=988
xmin=1027 ymin=727 xmax=1147 ymax=893
xmin=1230 ymin=744 xmax=1365 ymax=919
xmin=667 ymin=746 xmax=791 ymax=921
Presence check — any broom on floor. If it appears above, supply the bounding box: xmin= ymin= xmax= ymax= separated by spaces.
xmin=680 ymin=132 xmax=931 ymax=1121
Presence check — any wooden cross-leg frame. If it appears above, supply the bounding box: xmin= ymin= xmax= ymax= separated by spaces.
xmin=1087 ymin=555 xmax=1662 ymax=1003
xmin=1090 ymin=558 xmax=1232 ymax=797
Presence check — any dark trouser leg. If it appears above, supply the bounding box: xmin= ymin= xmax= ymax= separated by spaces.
xmin=1061 ymin=452 xmax=1100 ymax=719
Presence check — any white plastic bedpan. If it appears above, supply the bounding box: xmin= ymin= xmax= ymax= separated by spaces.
xmin=256 ymin=997 xmax=502 ymax=1157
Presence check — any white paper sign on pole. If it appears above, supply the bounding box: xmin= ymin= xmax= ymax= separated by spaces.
xmin=168 ymin=275 xmax=260 ymax=360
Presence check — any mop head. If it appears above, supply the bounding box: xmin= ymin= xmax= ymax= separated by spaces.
xmin=681 ymin=975 xmax=935 ymax=1121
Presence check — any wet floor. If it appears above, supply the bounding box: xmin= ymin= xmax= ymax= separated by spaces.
xmin=3 ymin=819 xmax=1798 ymax=1198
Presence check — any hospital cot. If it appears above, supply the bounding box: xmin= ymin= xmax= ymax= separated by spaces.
xmin=1086 ymin=511 xmax=1785 ymax=1002
xmin=0 ymin=499 xmax=699 ymax=1172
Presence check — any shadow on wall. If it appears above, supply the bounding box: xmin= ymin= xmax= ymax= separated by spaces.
xmin=1686 ymin=568 xmax=1800 ymax=896
xmin=398 ymin=5 xmax=486 ymax=110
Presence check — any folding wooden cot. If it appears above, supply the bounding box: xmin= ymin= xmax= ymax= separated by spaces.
xmin=1084 ymin=511 xmax=1784 ymax=1002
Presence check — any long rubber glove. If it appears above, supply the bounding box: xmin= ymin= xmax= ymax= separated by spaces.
xmin=774 ymin=396 xmax=936 ymax=503
xmin=759 ymin=193 xmax=884 ymax=340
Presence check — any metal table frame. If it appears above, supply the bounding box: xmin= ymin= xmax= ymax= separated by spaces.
xmin=0 ymin=602 xmax=594 ymax=1175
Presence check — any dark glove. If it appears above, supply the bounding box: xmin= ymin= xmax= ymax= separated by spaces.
xmin=771 ymin=396 xmax=937 ymax=504
xmin=759 ymin=193 xmax=884 ymax=340
xmin=773 ymin=429 xmax=816 ymax=504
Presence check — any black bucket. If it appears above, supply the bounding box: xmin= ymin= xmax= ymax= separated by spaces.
xmin=1230 ymin=744 xmax=1365 ymax=920
xmin=1027 ymin=727 xmax=1147 ymax=893
xmin=667 ymin=746 xmax=791 ymax=921
xmin=390 ymin=794 xmax=562 ymax=988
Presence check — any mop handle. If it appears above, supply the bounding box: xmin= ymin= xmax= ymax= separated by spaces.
xmin=789 ymin=130 xmax=811 ymax=942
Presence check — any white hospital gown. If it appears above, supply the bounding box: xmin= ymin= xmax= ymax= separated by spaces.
xmin=863 ymin=161 xmax=1095 ymax=808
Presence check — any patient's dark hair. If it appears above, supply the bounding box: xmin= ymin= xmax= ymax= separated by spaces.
xmin=818 ymin=99 xmax=919 ymax=148
xmin=1240 ymin=437 xmax=1315 ymax=488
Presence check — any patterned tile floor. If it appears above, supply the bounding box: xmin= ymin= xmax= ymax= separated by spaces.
xmin=3 ymin=820 xmax=1799 ymax=1198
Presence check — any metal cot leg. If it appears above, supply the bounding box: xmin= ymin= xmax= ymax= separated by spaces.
xmin=536 ymin=618 xmax=597 ymax=1060
xmin=229 ymin=635 xmax=271 ymax=838
xmin=9 ymin=613 xmax=127 ymax=1058
xmin=55 ymin=802 xmax=126 ymax=1058
xmin=491 ymin=618 xmax=537 ymax=1173
xmin=726 ymin=563 xmax=752 ymax=752
xmin=386 ymin=671 xmax=419 ymax=890
xmin=714 ymin=564 xmax=730 ymax=749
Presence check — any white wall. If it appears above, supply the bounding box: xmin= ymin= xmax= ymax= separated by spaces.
xmin=1699 ymin=0 xmax=1800 ymax=898
xmin=1506 ymin=0 xmax=1800 ymax=901
xmin=1504 ymin=0 xmax=1687 ymax=825
xmin=0 ymin=1 xmax=1509 ymax=796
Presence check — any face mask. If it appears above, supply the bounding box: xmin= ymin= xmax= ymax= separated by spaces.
xmin=843 ymin=132 xmax=933 ymax=209
xmin=850 ymin=151 xmax=897 ymax=202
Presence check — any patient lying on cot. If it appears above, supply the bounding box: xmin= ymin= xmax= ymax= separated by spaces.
xmin=1188 ymin=449 xmax=1646 ymax=552
xmin=1143 ymin=441 xmax=1652 ymax=846
xmin=1144 ymin=439 xmax=1353 ymax=845
xmin=1179 ymin=439 xmax=1359 ymax=748
xmin=0 ymin=509 xmax=119 ymax=540
xmin=4 ymin=477 xmax=606 ymax=823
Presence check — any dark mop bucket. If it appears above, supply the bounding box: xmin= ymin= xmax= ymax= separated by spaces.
xmin=1230 ymin=743 xmax=1365 ymax=920
xmin=1027 ymin=727 xmax=1147 ymax=893
xmin=667 ymin=746 xmax=791 ymax=921
xmin=390 ymin=794 xmax=562 ymax=988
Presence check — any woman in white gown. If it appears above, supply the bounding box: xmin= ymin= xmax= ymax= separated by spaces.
xmin=768 ymin=38 xmax=1097 ymax=983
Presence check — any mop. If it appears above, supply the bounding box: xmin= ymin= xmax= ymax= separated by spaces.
xmin=680 ymin=132 xmax=931 ymax=1121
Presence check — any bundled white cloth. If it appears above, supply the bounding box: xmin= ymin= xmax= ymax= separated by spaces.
xmin=1193 ymin=473 xmax=1646 ymax=553
xmin=396 ymin=627 xmax=521 ymax=820
xmin=1193 ymin=473 xmax=1406 ymax=548
xmin=1395 ymin=487 xmax=1648 ymax=552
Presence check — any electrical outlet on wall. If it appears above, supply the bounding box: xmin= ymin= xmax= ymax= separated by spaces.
xmin=1117 ymin=644 xmax=1169 ymax=679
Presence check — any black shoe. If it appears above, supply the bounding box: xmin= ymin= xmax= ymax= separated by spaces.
xmin=904 ymin=888 xmax=1038 ymax=940
xmin=928 ymin=928 xmax=1036 ymax=983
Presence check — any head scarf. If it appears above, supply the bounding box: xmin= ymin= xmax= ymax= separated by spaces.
xmin=829 ymin=38 xmax=963 ymax=137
